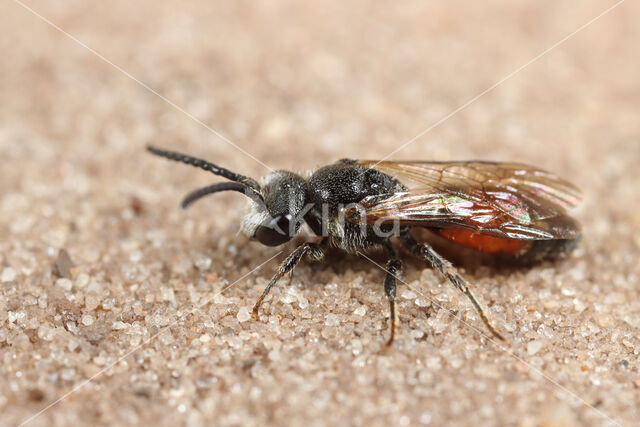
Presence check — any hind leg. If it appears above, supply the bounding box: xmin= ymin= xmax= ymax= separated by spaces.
xmin=400 ymin=231 xmax=504 ymax=341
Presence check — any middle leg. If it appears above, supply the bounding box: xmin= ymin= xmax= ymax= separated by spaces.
xmin=382 ymin=242 xmax=403 ymax=347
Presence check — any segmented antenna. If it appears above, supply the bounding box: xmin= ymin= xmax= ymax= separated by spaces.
xmin=181 ymin=182 xmax=264 ymax=209
xmin=147 ymin=146 xmax=261 ymax=192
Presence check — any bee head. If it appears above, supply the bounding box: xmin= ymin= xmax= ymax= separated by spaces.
xmin=242 ymin=171 xmax=309 ymax=246
xmin=146 ymin=146 xmax=311 ymax=247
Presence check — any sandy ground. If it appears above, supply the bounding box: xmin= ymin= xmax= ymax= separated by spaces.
xmin=1 ymin=1 xmax=639 ymax=426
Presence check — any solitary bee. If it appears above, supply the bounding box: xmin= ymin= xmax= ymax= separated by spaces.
xmin=147 ymin=146 xmax=582 ymax=345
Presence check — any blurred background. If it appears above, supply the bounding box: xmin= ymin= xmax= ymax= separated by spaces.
xmin=1 ymin=1 xmax=639 ymax=426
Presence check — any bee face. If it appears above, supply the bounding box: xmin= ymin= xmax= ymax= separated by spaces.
xmin=242 ymin=171 xmax=309 ymax=246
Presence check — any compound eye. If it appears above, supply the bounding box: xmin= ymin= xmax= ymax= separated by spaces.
xmin=254 ymin=215 xmax=293 ymax=247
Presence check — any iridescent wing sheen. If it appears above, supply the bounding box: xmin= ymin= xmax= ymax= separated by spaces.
xmin=346 ymin=160 xmax=582 ymax=240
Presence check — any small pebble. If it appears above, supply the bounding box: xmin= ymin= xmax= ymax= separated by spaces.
xmin=426 ymin=356 xmax=442 ymax=369
xmin=268 ymin=349 xmax=280 ymax=362
xmin=195 ymin=257 xmax=212 ymax=271
xmin=325 ymin=313 xmax=340 ymax=326
xmin=55 ymin=249 xmax=73 ymax=279
xmin=56 ymin=278 xmax=73 ymax=291
xmin=280 ymin=291 xmax=297 ymax=304
xmin=596 ymin=315 xmax=615 ymax=328
xmin=353 ymin=305 xmax=367 ymax=316
xmin=112 ymin=321 xmax=127 ymax=330
xmin=237 ymin=307 xmax=251 ymax=322
xmin=419 ymin=412 xmax=432 ymax=424
xmin=527 ymin=340 xmax=543 ymax=355
xmin=415 ymin=297 xmax=430 ymax=308
xmin=75 ymin=273 xmax=90 ymax=288
xmin=81 ymin=315 xmax=94 ymax=326
xmin=161 ymin=287 xmax=175 ymax=303
xmin=1 ymin=267 xmax=16 ymax=283
xmin=85 ymin=295 xmax=99 ymax=311
xmin=400 ymin=289 xmax=417 ymax=299
xmin=297 ymin=296 xmax=309 ymax=309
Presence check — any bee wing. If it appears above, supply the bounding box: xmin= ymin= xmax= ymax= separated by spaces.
xmin=347 ymin=160 xmax=582 ymax=240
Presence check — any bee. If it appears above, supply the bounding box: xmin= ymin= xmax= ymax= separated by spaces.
xmin=147 ymin=146 xmax=582 ymax=346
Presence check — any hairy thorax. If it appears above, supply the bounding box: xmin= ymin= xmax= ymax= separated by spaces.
xmin=304 ymin=162 xmax=404 ymax=250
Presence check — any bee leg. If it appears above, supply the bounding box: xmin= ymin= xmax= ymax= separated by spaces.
xmin=383 ymin=242 xmax=403 ymax=347
xmin=400 ymin=231 xmax=505 ymax=342
xmin=251 ymin=242 xmax=324 ymax=320
xmin=286 ymin=270 xmax=295 ymax=287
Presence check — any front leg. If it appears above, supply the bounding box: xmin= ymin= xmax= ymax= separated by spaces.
xmin=252 ymin=242 xmax=324 ymax=319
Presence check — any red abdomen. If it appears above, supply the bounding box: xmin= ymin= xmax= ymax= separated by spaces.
xmin=437 ymin=229 xmax=531 ymax=256
xmin=435 ymin=214 xmax=581 ymax=262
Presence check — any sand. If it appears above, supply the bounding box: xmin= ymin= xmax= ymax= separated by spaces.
xmin=1 ymin=1 xmax=639 ymax=426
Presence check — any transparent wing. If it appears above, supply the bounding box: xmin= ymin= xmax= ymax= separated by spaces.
xmin=346 ymin=160 xmax=582 ymax=240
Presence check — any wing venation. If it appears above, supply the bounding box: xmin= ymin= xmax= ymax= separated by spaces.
xmin=346 ymin=160 xmax=581 ymax=240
